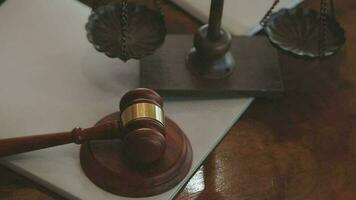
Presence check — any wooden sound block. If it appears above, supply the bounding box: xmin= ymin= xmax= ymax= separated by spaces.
xmin=140 ymin=35 xmax=284 ymax=97
xmin=80 ymin=112 xmax=193 ymax=197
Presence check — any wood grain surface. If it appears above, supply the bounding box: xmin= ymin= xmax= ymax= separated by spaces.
xmin=0 ymin=0 xmax=355 ymax=200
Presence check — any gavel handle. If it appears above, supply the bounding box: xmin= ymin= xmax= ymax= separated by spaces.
xmin=0 ymin=121 xmax=121 ymax=157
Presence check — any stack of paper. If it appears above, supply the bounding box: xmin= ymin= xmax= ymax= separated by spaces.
xmin=0 ymin=0 xmax=252 ymax=199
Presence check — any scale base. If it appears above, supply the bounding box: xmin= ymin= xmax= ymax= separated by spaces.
xmin=140 ymin=35 xmax=284 ymax=97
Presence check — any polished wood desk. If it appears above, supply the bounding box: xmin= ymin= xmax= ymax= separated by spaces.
xmin=0 ymin=0 xmax=355 ymax=199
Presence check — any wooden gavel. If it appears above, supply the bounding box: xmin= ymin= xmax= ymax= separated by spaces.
xmin=0 ymin=88 xmax=166 ymax=163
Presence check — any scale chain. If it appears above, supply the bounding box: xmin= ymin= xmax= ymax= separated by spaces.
xmin=319 ymin=0 xmax=328 ymax=57
xmin=260 ymin=0 xmax=280 ymax=28
xmin=154 ymin=0 xmax=165 ymax=20
xmin=120 ymin=0 xmax=128 ymax=61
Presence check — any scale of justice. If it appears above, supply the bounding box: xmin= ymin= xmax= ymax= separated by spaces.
xmin=87 ymin=0 xmax=344 ymax=96
xmin=88 ymin=0 xmax=285 ymax=97
xmin=0 ymin=0 xmax=345 ymax=198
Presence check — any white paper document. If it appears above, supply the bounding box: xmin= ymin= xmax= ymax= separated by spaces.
xmin=0 ymin=0 xmax=253 ymax=199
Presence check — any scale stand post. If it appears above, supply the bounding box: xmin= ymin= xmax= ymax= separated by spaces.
xmin=187 ymin=0 xmax=235 ymax=79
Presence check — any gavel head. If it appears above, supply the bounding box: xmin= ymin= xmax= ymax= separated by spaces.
xmin=119 ymin=88 xmax=166 ymax=164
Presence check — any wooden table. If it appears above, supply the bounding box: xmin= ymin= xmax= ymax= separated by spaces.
xmin=1 ymin=0 xmax=355 ymax=199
